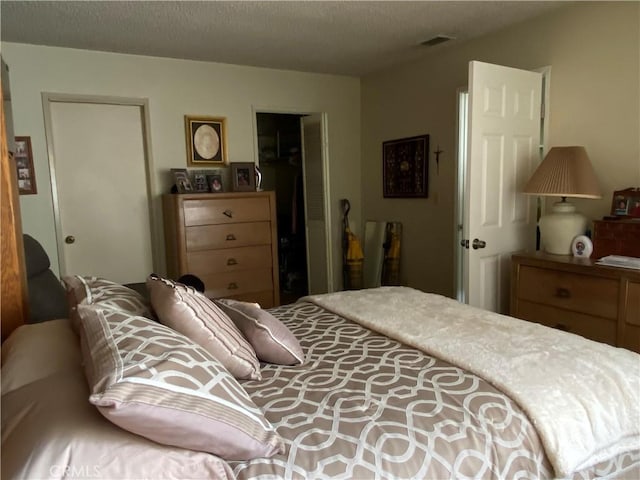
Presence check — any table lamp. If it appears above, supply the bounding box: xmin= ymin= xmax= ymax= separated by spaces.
xmin=523 ymin=146 xmax=601 ymax=255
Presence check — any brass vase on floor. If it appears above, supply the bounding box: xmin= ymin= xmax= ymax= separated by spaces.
xmin=382 ymin=222 xmax=402 ymax=286
xmin=341 ymin=199 xmax=363 ymax=290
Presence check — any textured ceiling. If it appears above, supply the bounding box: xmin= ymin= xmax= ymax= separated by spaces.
xmin=0 ymin=1 xmax=565 ymax=76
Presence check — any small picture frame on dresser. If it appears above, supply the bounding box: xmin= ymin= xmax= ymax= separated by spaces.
xmin=171 ymin=168 xmax=193 ymax=193
xmin=610 ymin=188 xmax=640 ymax=218
xmin=231 ymin=163 xmax=256 ymax=192
xmin=207 ymin=174 xmax=224 ymax=193
xmin=571 ymin=235 xmax=593 ymax=258
xmin=192 ymin=172 xmax=209 ymax=193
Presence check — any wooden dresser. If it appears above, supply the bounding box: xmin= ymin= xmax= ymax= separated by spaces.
xmin=510 ymin=252 xmax=640 ymax=353
xmin=163 ymin=191 xmax=280 ymax=307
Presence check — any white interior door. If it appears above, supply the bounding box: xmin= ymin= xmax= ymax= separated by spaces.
xmin=300 ymin=113 xmax=330 ymax=294
xmin=464 ymin=61 xmax=541 ymax=313
xmin=49 ymin=101 xmax=153 ymax=284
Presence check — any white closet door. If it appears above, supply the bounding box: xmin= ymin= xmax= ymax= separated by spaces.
xmin=301 ymin=113 xmax=330 ymax=294
xmin=50 ymin=101 xmax=153 ymax=283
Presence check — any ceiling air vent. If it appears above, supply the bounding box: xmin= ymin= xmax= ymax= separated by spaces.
xmin=420 ymin=35 xmax=455 ymax=47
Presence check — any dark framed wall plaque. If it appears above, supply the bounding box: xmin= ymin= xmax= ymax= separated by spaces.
xmin=383 ymin=134 xmax=429 ymax=198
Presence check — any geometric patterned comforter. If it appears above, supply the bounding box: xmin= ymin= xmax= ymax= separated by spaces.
xmin=230 ymin=301 xmax=639 ymax=480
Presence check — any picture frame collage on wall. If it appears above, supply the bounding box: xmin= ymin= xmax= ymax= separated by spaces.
xmin=14 ymin=136 xmax=37 ymax=195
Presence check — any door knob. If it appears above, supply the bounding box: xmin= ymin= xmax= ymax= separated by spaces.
xmin=472 ymin=238 xmax=486 ymax=249
xmin=65 ymin=235 xmax=75 ymax=244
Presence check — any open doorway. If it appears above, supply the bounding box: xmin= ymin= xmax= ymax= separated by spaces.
xmin=257 ymin=113 xmax=308 ymax=304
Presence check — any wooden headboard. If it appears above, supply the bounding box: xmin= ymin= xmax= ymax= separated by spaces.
xmin=1 ymin=84 xmax=29 ymax=341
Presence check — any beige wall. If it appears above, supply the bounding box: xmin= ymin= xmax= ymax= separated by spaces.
xmin=2 ymin=43 xmax=361 ymax=287
xmin=361 ymin=2 xmax=639 ymax=297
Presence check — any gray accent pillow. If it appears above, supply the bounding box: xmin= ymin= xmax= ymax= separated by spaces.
xmin=23 ymin=234 xmax=68 ymax=323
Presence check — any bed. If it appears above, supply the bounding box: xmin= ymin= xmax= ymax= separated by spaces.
xmin=1 ymin=276 xmax=639 ymax=480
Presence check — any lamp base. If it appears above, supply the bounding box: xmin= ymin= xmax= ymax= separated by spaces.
xmin=539 ymin=200 xmax=587 ymax=255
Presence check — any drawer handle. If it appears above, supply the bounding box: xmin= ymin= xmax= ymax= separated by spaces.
xmin=227 ymin=258 xmax=238 ymax=266
xmin=223 ymin=210 xmax=233 ymax=218
xmin=554 ymin=323 xmax=570 ymax=332
xmin=226 ymin=234 xmax=236 ymax=241
xmin=555 ymin=288 xmax=571 ymax=299
xmin=228 ymin=282 xmax=238 ymax=290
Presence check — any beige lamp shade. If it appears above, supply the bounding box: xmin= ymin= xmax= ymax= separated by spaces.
xmin=524 ymin=146 xmax=601 ymax=254
xmin=523 ymin=146 xmax=601 ymax=199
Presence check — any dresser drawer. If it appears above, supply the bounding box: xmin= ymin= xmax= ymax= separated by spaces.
xmin=186 ymin=245 xmax=273 ymax=274
xmin=186 ymin=222 xmax=272 ymax=251
xmin=183 ymin=197 xmax=271 ymax=226
xmin=201 ymin=269 xmax=273 ymax=298
xmin=517 ymin=300 xmax=617 ymax=346
xmin=517 ymin=265 xmax=619 ymax=319
xmin=625 ymin=282 xmax=640 ymax=326
xmin=621 ymin=281 xmax=640 ymax=352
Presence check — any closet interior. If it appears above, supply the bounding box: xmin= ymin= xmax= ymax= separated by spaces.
xmin=257 ymin=113 xmax=308 ymax=304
